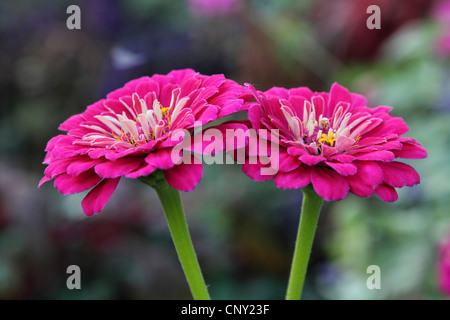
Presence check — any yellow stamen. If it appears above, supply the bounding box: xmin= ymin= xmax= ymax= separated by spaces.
xmin=318 ymin=131 xmax=336 ymax=147
xmin=160 ymin=107 xmax=170 ymax=115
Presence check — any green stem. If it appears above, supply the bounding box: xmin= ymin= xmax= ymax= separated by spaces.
xmin=285 ymin=185 xmax=324 ymax=300
xmin=140 ymin=172 xmax=210 ymax=300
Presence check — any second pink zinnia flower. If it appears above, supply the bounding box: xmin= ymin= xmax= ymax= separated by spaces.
xmin=243 ymin=83 xmax=427 ymax=201
xmin=39 ymin=69 xmax=247 ymax=215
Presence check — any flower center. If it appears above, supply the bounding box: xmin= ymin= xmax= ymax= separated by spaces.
xmin=318 ymin=131 xmax=336 ymax=147
xmin=82 ymin=89 xmax=190 ymax=148
xmin=279 ymin=97 xmax=373 ymax=154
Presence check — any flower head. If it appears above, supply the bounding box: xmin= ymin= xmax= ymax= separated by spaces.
xmin=243 ymin=83 xmax=427 ymax=201
xmin=39 ymin=69 xmax=247 ymax=215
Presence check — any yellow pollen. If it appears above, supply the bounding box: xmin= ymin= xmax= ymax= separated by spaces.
xmin=160 ymin=107 xmax=170 ymax=115
xmin=112 ymin=132 xmax=125 ymax=142
xmin=318 ymin=131 xmax=336 ymax=147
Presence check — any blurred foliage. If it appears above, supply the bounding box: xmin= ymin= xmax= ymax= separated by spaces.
xmin=0 ymin=0 xmax=448 ymax=299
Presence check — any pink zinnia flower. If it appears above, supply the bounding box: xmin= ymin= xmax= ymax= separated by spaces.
xmin=439 ymin=236 xmax=450 ymax=296
xmin=243 ymin=83 xmax=427 ymax=201
xmin=39 ymin=69 xmax=247 ymax=216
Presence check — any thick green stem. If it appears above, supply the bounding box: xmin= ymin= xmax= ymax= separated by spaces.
xmin=140 ymin=172 xmax=210 ymax=300
xmin=285 ymin=185 xmax=324 ymax=300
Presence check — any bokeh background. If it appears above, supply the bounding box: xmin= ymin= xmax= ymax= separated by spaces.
xmin=1 ymin=0 xmax=449 ymax=300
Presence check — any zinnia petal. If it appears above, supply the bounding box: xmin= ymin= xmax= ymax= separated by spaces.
xmin=54 ymin=170 xmax=102 ymax=195
xmin=164 ymin=160 xmax=203 ymax=192
xmin=94 ymin=157 xmax=142 ymax=178
xmin=81 ymin=178 xmax=121 ymax=216
xmin=379 ymin=162 xmax=420 ymax=188
xmin=274 ymin=165 xmax=311 ymax=189
xmin=311 ymin=167 xmax=349 ymax=201
xmin=375 ymin=183 xmax=398 ymax=202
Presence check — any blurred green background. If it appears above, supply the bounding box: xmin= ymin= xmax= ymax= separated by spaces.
xmin=0 ymin=0 xmax=449 ymax=299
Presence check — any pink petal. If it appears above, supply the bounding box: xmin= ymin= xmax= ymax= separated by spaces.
xmin=289 ymin=87 xmax=314 ymax=99
xmin=44 ymin=158 xmax=74 ymax=178
xmin=311 ymin=96 xmax=325 ymax=120
xmin=135 ymin=80 xmax=160 ymax=99
xmin=375 ymin=183 xmax=398 ymax=202
xmin=198 ymin=73 xmax=226 ymax=88
xmin=321 ymin=145 xmax=337 ymax=158
xmin=274 ymin=165 xmax=311 ymax=189
xmin=328 ymin=83 xmax=352 ymax=110
xmin=38 ymin=176 xmax=52 ymax=188
xmin=347 ymin=161 xmax=383 ymax=197
xmin=369 ymin=117 xmax=409 ymax=137
xmin=88 ymin=148 xmax=118 ymax=160
xmin=81 ymin=178 xmax=120 ymax=216
xmin=356 ymin=136 xmax=388 ymax=148
xmin=299 ymin=154 xmax=326 ymax=166
xmin=66 ymin=158 xmax=105 ymax=176
xmin=211 ymin=122 xmax=249 ymax=152
xmin=393 ymin=139 xmax=427 ymax=159
xmin=348 ymin=180 xmax=376 ymax=198
xmin=193 ymin=105 xmax=219 ymax=125
xmin=125 ymin=162 xmax=157 ymax=178
xmin=44 ymin=135 xmax=69 ymax=153
xmin=380 ymin=140 xmax=403 ymax=151
xmin=278 ymin=151 xmax=302 ymax=172
xmin=58 ymin=114 xmax=83 ymax=132
xmin=164 ymin=161 xmax=203 ymax=192
xmin=325 ymin=162 xmax=357 ymax=176
xmin=180 ymin=78 xmax=201 ymax=98
xmin=94 ymin=157 xmax=142 ymax=178
xmin=189 ymin=122 xmax=249 ymax=156
xmin=335 ymin=135 xmax=356 ymax=153
xmin=106 ymin=86 xmax=134 ymax=100
xmin=353 ymin=150 xmax=395 ymax=162
xmin=145 ymin=148 xmax=179 ymax=170
xmin=247 ymin=127 xmax=269 ymax=158
xmin=54 ymin=170 xmax=102 ymax=195
xmin=351 ymin=93 xmax=367 ymax=108
xmin=354 ymin=161 xmax=384 ymax=186
xmin=169 ymin=69 xmax=197 ymax=84
xmin=134 ymin=139 xmax=160 ymax=152
xmin=329 ymin=154 xmax=355 ymax=163
xmin=158 ymin=133 xmax=186 ymax=149
xmin=371 ymin=106 xmax=393 ymax=115
xmin=247 ymin=104 xmax=266 ymax=131
xmin=126 ymin=76 xmax=154 ymax=90
xmin=379 ymin=162 xmax=420 ymax=188
xmin=242 ymin=158 xmax=276 ymax=181
xmin=287 ymin=146 xmax=309 ymax=157
xmin=266 ymin=86 xmax=290 ymax=99
xmin=311 ymin=167 xmax=349 ymax=201
xmin=217 ymin=99 xmax=245 ymax=118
